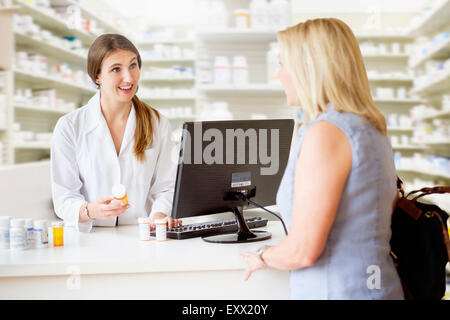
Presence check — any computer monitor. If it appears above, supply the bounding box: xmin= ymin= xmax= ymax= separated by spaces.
xmin=172 ymin=119 xmax=294 ymax=243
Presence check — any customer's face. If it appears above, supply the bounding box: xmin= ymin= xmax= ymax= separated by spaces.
xmin=96 ymin=49 xmax=140 ymax=104
xmin=278 ymin=55 xmax=297 ymax=106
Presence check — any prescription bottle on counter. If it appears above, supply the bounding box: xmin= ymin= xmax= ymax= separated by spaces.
xmin=10 ymin=219 xmax=26 ymax=251
xmin=155 ymin=218 xmax=168 ymax=242
xmin=138 ymin=217 xmax=151 ymax=241
xmin=52 ymin=221 xmax=64 ymax=247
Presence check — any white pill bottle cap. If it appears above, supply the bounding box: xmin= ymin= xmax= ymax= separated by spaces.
xmin=138 ymin=217 xmax=151 ymax=224
xmin=112 ymin=183 xmax=126 ymax=198
xmin=155 ymin=218 xmax=168 ymax=225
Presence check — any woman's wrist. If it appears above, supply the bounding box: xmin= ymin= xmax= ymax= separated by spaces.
xmin=79 ymin=202 xmax=94 ymax=222
xmin=86 ymin=202 xmax=95 ymax=220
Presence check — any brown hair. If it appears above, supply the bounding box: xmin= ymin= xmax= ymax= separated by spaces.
xmin=87 ymin=33 xmax=160 ymax=163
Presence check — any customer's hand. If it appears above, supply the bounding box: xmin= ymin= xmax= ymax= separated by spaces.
xmin=150 ymin=212 xmax=182 ymax=230
xmin=240 ymin=251 xmax=268 ymax=281
xmin=87 ymin=195 xmax=130 ymax=220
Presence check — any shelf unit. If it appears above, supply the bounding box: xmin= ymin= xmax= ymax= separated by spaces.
xmin=400 ymin=0 xmax=450 ymax=213
xmin=0 ymin=0 xmax=124 ymax=165
xmin=136 ymin=23 xmax=197 ymax=134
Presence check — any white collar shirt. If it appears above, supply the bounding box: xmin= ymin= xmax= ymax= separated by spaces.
xmin=50 ymin=92 xmax=177 ymax=232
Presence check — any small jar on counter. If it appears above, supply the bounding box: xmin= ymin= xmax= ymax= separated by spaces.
xmin=0 ymin=216 xmax=11 ymax=249
xmin=138 ymin=217 xmax=151 ymax=241
xmin=10 ymin=219 xmax=26 ymax=251
xmin=52 ymin=221 xmax=64 ymax=247
xmin=155 ymin=218 xmax=168 ymax=242
xmin=34 ymin=220 xmax=48 ymax=248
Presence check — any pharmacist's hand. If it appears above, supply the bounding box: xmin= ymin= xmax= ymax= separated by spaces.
xmin=87 ymin=195 xmax=130 ymax=220
xmin=150 ymin=212 xmax=182 ymax=230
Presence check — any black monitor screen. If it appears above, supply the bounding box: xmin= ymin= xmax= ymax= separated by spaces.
xmin=172 ymin=119 xmax=294 ymax=220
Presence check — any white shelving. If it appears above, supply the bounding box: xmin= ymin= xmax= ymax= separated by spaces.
xmin=399 ymin=0 xmax=450 ymax=189
xmin=0 ymin=0 xmax=125 ymax=165
xmin=14 ymin=30 xmax=87 ymax=63
xmin=409 ymin=37 xmax=450 ymax=70
xmin=407 ymin=0 xmax=450 ymax=37
xmin=411 ymin=67 xmax=450 ymax=95
xmin=13 ymin=68 xmax=95 ymax=94
xmin=137 ymin=23 xmax=197 ymax=132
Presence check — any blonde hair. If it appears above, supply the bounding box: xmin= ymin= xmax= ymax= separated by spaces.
xmin=87 ymin=34 xmax=160 ymax=163
xmin=277 ymin=18 xmax=387 ymax=134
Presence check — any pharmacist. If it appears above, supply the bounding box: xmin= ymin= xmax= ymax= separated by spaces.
xmin=51 ymin=34 xmax=181 ymax=232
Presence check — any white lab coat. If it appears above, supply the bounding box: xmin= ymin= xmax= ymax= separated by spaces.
xmin=50 ymin=92 xmax=177 ymax=232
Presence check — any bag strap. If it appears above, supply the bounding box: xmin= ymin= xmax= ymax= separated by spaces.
xmin=407 ymin=186 xmax=450 ymax=202
xmin=396 ymin=176 xmax=405 ymax=198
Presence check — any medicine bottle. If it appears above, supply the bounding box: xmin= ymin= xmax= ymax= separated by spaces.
xmin=155 ymin=218 xmax=168 ymax=242
xmin=138 ymin=217 xmax=151 ymax=241
xmin=268 ymin=0 xmax=289 ymax=29
xmin=214 ymin=56 xmax=231 ymax=85
xmin=52 ymin=221 xmax=64 ymax=247
xmin=267 ymin=42 xmax=280 ymax=84
xmin=34 ymin=220 xmax=48 ymax=248
xmin=249 ymin=0 xmax=268 ymax=29
xmin=10 ymin=218 xmax=26 ymax=251
xmin=0 ymin=216 xmax=11 ymax=249
xmin=112 ymin=183 xmax=128 ymax=205
xmin=232 ymin=56 xmax=249 ymax=86
xmin=25 ymin=218 xmax=34 ymax=249
xmin=197 ymin=60 xmax=213 ymax=84
xmin=235 ymin=9 xmax=250 ymax=29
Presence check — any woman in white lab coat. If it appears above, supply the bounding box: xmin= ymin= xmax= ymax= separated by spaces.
xmin=51 ymin=34 xmax=181 ymax=232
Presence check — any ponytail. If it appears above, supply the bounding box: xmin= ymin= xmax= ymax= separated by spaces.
xmin=132 ymin=95 xmax=160 ymax=163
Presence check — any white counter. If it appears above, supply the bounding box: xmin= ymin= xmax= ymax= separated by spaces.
xmin=0 ymin=221 xmax=290 ymax=299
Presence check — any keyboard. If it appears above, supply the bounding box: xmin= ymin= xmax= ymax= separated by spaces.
xmin=150 ymin=216 xmax=268 ymax=240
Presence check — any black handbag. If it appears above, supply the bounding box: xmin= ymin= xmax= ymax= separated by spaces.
xmin=390 ymin=177 xmax=450 ymax=300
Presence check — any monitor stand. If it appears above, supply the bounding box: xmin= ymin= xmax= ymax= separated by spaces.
xmin=202 ymin=206 xmax=272 ymax=244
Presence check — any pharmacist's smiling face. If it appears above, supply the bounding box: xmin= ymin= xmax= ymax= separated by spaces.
xmin=96 ymin=49 xmax=140 ymax=103
xmin=278 ymin=55 xmax=297 ymax=106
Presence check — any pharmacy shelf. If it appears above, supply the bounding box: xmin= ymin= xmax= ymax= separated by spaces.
xmin=14 ymin=30 xmax=87 ymax=64
xmin=409 ymin=37 xmax=450 ymax=70
xmin=14 ymin=69 xmax=96 ymax=95
xmin=368 ymin=76 xmax=414 ymax=84
xmin=422 ymin=140 xmax=450 ymax=147
xmin=362 ymin=53 xmax=409 ymax=61
xmin=143 ymin=58 xmax=196 ymax=63
xmin=387 ymin=127 xmax=415 ymax=133
xmin=407 ymin=0 xmax=450 ymax=37
xmin=198 ymin=84 xmax=285 ymax=96
xmin=410 ymin=67 xmax=450 ymax=95
xmin=140 ymin=76 xmax=195 ymax=82
xmin=356 ymin=34 xmax=412 ymax=41
xmin=197 ymin=29 xmax=278 ymax=43
xmin=373 ymin=98 xmax=423 ymax=105
xmin=14 ymin=142 xmax=51 ymax=150
xmin=165 ymin=115 xmax=198 ymax=121
xmin=51 ymin=0 xmax=123 ymax=35
xmin=392 ymin=145 xmax=427 ymax=151
xmin=413 ymin=109 xmax=450 ymax=121
xmin=397 ymin=168 xmax=450 ymax=181
xmin=140 ymin=96 xmax=196 ymax=101
xmin=139 ymin=39 xmax=195 ymax=45
xmin=14 ymin=103 xmax=72 ymax=115
xmin=13 ymin=0 xmax=95 ymax=45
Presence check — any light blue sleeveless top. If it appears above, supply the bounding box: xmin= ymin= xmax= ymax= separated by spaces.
xmin=276 ymin=104 xmax=404 ymax=300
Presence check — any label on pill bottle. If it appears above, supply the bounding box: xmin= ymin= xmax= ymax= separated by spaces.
xmin=138 ymin=217 xmax=151 ymax=241
xmin=155 ymin=218 xmax=167 ymax=242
